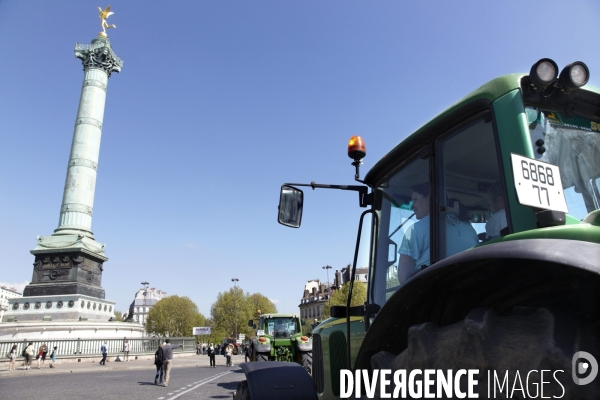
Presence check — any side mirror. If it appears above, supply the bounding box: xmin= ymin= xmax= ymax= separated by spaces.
xmin=247 ymin=319 xmax=254 ymax=327
xmin=278 ymin=185 xmax=304 ymax=228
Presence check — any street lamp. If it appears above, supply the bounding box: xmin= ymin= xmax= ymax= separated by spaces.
xmin=322 ymin=265 xmax=332 ymax=288
xmin=231 ymin=278 xmax=239 ymax=341
xmin=141 ymin=281 xmax=149 ymax=324
xmin=322 ymin=265 xmax=332 ymax=307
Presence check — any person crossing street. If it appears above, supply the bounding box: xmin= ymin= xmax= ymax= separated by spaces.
xmin=161 ymin=339 xmax=183 ymax=387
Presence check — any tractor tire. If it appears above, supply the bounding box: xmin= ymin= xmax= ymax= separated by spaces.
xmin=233 ymin=347 xmax=239 ymax=356
xmin=234 ymin=380 xmax=250 ymax=400
xmin=371 ymin=307 xmax=599 ymax=399
xmin=301 ymin=351 xmax=312 ymax=375
xmin=256 ymin=352 xmax=269 ymax=362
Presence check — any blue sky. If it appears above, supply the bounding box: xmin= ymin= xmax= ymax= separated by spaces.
xmin=1 ymin=1 xmax=599 ymax=317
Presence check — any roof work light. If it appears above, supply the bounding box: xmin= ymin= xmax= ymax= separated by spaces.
xmin=529 ymin=58 xmax=559 ymax=90
xmin=559 ymin=61 xmax=589 ymax=92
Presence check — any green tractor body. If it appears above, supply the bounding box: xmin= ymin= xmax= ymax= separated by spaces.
xmin=249 ymin=313 xmax=313 ymax=374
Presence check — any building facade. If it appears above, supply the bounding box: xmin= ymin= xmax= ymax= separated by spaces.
xmin=124 ymin=287 xmax=167 ymax=325
xmin=0 ymin=286 xmax=22 ymax=323
xmin=298 ymin=266 xmax=369 ymax=325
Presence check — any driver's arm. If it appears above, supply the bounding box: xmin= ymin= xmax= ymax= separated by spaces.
xmin=398 ymin=254 xmax=416 ymax=284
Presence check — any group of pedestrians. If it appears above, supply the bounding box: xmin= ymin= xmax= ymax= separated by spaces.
xmin=195 ymin=342 xmax=207 ymax=355
xmin=99 ymin=339 xmax=132 ymax=366
xmin=6 ymin=342 xmax=58 ymax=371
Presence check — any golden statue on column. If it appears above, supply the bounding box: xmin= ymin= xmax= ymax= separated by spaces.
xmin=98 ymin=5 xmax=116 ymax=36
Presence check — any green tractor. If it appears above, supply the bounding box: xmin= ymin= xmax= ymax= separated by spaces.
xmin=235 ymin=59 xmax=600 ymax=399
xmin=248 ymin=313 xmax=312 ymax=373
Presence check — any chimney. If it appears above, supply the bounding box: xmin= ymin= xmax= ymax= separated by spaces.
xmin=334 ymin=269 xmax=341 ymax=289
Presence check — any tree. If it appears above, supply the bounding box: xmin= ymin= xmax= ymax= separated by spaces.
xmin=145 ymin=295 xmax=206 ymax=337
xmin=113 ymin=311 xmax=124 ymax=322
xmin=247 ymin=293 xmax=277 ymax=322
xmin=210 ymin=288 xmax=277 ymax=343
xmin=210 ymin=287 xmax=251 ymax=342
xmin=321 ymin=281 xmax=367 ymax=319
xmin=301 ymin=321 xmax=314 ymax=336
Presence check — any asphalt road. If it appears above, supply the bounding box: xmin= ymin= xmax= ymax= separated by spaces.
xmin=0 ymin=355 xmax=246 ymax=400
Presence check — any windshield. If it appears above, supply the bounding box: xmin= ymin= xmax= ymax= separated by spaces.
xmin=265 ymin=318 xmax=299 ymax=338
xmin=370 ymin=156 xmax=430 ymax=306
xmin=527 ymin=108 xmax=600 ymax=220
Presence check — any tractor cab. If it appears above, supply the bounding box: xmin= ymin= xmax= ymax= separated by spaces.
xmin=246 ymin=59 xmax=600 ymax=399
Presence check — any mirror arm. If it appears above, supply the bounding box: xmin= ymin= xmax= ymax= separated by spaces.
xmin=283 ymin=182 xmax=372 ymax=207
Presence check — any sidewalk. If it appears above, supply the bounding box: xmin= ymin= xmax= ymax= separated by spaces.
xmin=0 ymin=353 xmax=246 ymax=378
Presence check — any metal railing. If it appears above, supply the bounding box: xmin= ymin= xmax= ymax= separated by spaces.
xmin=0 ymin=337 xmax=195 ymax=359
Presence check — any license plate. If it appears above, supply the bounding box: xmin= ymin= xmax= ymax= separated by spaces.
xmin=510 ymin=154 xmax=568 ymax=213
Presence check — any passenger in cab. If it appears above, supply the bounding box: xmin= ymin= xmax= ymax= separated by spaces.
xmin=445 ymin=198 xmax=479 ymax=256
xmin=485 ymin=182 xmax=508 ymax=239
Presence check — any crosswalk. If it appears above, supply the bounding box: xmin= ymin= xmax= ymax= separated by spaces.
xmin=157 ymin=370 xmax=233 ymax=400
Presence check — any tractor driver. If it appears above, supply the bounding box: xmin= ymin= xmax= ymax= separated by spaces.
xmin=397 ymin=182 xmax=478 ymax=283
xmin=275 ymin=320 xmax=286 ymax=337
xmin=397 ymin=183 xmax=430 ymax=284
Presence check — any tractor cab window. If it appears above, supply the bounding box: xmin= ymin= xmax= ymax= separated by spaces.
xmin=266 ymin=318 xmax=298 ymax=338
xmin=371 ymin=156 xmax=430 ymax=306
xmin=437 ymin=116 xmax=505 ymax=260
xmin=527 ymin=108 xmax=600 ymax=219
xmin=370 ymin=113 xmax=505 ymax=309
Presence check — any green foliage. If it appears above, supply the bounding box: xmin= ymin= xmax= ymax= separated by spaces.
xmin=321 ymin=281 xmax=367 ymax=319
xmin=301 ymin=321 xmax=314 ymax=336
xmin=247 ymin=293 xmax=277 ymax=321
xmin=113 ymin=311 xmax=124 ymax=322
xmin=210 ymin=288 xmax=277 ymax=343
xmin=145 ymin=295 xmax=206 ymax=337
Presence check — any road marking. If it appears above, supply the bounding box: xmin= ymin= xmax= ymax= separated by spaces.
xmin=164 ymin=371 xmax=232 ymax=400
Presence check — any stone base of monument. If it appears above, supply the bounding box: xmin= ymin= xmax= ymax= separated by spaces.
xmin=0 ymin=320 xmax=145 ymax=340
xmin=0 ymin=293 xmax=144 ymax=340
xmin=3 ymin=294 xmax=116 ymax=323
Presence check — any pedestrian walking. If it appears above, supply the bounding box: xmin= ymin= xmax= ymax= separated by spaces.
xmin=202 ymin=343 xmax=206 ymax=355
xmin=244 ymin=345 xmax=251 ymax=362
xmin=154 ymin=344 xmax=164 ymax=385
xmin=208 ymin=343 xmax=216 ymax=368
xmin=24 ymin=342 xmax=34 ymax=370
xmin=225 ymin=345 xmax=233 ymax=367
xmin=196 ymin=341 xmax=201 ymax=355
xmin=7 ymin=344 xmax=17 ymax=371
xmin=123 ymin=339 xmax=130 ymax=362
xmin=161 ymin=339 xmax=183 ymax=387
xmin=49 ymin=346 xmax=57 ymax=368
xmin=99 ymin=341 xmax=108 ymax=365
xmin=37 ymin=343 xmax=48 ymax=368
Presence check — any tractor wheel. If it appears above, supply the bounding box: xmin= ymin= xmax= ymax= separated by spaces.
xmin=301 ymin=351 xmax=312 ymax=375
xmin=371 ymin=307 xmax=599 ymax=398
xmin=256 ymin=352 xmax=269 ymax=362
xmin=233 ymin=380 xmax=250 ymax=400
xmin=233 ymin=347 xmax=239 ymax=356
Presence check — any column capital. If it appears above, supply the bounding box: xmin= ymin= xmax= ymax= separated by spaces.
xmin=75 ymin=36 xmax=123 ymax=77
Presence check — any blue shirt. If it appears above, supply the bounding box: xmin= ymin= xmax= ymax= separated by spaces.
xmin=101 ymin=344 xmax=107 ymax=354
xmin=399 ymin=215 xmax=430 ymax=272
